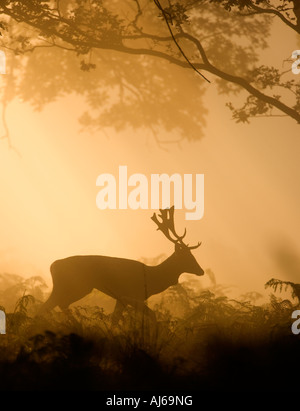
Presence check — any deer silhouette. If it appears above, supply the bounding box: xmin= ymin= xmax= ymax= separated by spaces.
xmin=40 ymin=206 xmax=204 ymax=322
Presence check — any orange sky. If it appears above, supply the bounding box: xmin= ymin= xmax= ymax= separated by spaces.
xmin=0 ymin=19 xmax=299 ymax=299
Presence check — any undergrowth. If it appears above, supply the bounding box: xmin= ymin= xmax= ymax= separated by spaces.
xmin=0 ymin=276 xmax=299 ymax=391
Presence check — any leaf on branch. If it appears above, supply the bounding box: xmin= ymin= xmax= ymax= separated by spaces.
xmin=80 ymin=60 xmax=96 ymax=71
xmin=163 ymin=3 xmax=190 ymax=27
xmin=249 ymin=65 xmax=281 ymax=89
xmin=226 ymin=95 xmax=273 ymax=123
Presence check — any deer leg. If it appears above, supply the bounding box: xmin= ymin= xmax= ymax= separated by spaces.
xmin=122 ymin=298 xmax=157 ymax=323
xmin=39 ymin=285 xmax=92 ymax=315
xmin=138 ymin=302 xmax=157 ymax=323
xmin=111 ymin=299 xmax=126 ymax=325
xmin=38 ymin=292 xmax=59 ymax=315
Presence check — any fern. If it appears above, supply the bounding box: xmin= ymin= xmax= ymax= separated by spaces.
xmin=14 ymin=293 xmax=35 ymax=315
xmin=265 ymin=278 xmax=300 ymax=303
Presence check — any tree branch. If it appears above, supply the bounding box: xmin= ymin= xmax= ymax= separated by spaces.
xmin=240 ymin=2 xmax=299 ymax=34
xmin=153 ymin=0 xmax=210 ymax=82
xmin=1 ymin=1 xmax=299 ymax=125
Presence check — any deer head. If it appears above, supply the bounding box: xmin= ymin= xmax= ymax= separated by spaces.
xmin=151 ymin=206 xmax=204 ymax=276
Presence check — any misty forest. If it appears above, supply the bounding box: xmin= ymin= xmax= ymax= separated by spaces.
xmin=0 ymin=0 xmax=300 ymax=392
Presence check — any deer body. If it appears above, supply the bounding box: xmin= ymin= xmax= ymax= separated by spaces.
xmin=41 ymin=207 xmax=204 ymax=321
xmin=42 ymin=249 xmax=203 ymax=313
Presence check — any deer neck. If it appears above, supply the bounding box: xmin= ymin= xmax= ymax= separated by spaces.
xmin=156 ymin=252 xmax=183 ymax=276
xmin=145 ymin=252 xmax=183 ymax=296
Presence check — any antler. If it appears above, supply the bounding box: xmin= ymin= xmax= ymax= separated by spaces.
xmin=151 ymin=206 xmax=201 ymax=249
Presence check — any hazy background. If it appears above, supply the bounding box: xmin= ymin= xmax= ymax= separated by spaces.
xmin=0 ymin=18 xmax=299 ymax=299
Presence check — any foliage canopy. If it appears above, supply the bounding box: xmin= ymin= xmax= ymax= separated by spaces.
xmin=0 ymin=0 xmax=299 ymax=144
